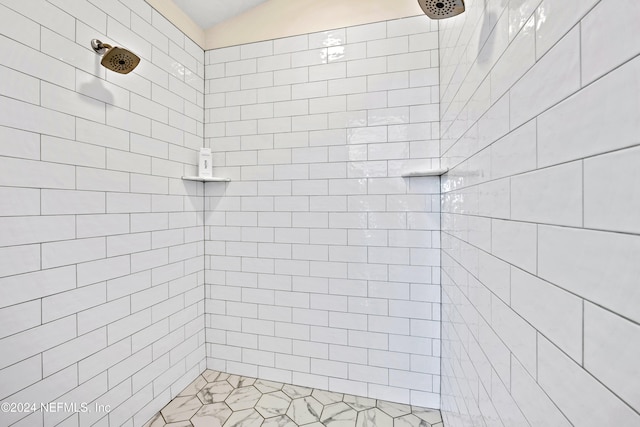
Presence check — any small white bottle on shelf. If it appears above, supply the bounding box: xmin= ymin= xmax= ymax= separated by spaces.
xmin=198 ymin=148 xmax=212 ymax=178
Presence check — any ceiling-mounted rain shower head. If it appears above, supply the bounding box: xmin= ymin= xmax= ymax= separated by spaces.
xmin=91 ymin=39 xmax=140 ymax=74
xmin=417 ymin=0 xmax=465 ymax=19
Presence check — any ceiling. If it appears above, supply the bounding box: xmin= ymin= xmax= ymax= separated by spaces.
xmin=148 ymin=0 xmax=424 ymax=50
xmin=172 ymin=0 xmax=269 ymax=29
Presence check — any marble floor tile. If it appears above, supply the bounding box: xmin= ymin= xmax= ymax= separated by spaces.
xmin=412 ymin=408 xmax=443 ymax=425
xmin=377 ymin=401 xmax=412 ymax=418
xmin=261 ymin=415 xmax=297 ymax=427
xmin=161 ymin=395 xmax=202 ymax=423
xmin=355 ymin=408 xmax=393 ymax=427
xmin=203 ymin=370 xmax=230 ymax=383
xmin=255 ymin=391 xmax=292 ymax=418
xmin=255 ymin=379 xmax=284 ymax=393
xmin=286 ymin=396 xmax=323 ymax=425
xmin=282 ymin=384 xmax=313 ymax=399
xmin=227 ymin=375 xmax=257 ymax=388
xmin=144 ymin=369 xmax=443 ymax=427
xmin=198 ymin=381 xmax=234 ymax=404
xmin=226 ymin=386 xmax=262 ymax=411
xmin=191 ymin=402 xmax=232 ymax=427
xmin=320 ymin=402 xmax=357 ymax=427
xmin=224 ymin=408 xmax=264 ymax=427
xmin=312 ymin=389 xmax=344 ymax=406
xmin=343 ymin=395 xmax=376 ymax=411
xmin=395 ymin=414 xmax=429 ymax=427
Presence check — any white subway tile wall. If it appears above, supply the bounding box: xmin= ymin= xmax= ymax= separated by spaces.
xmin=204 ymin=16 xmax=441 ymax=408
xmin=439 ymin=0 xmax=640 ymax=426
xmin=0 ymin=0 xmax=206 ymax=426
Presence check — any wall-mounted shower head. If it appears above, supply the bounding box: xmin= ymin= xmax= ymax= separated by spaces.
xmin=417 ymin=0 xmax=465 ymax=19
xmin=91 ymin=39 xmax=140 ymax=74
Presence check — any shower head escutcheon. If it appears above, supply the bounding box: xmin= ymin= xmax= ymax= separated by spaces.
xmin=91 ymin=39 xmax=140 ymax=74
xmin=417 ymin=0 xmax=465 ymax=19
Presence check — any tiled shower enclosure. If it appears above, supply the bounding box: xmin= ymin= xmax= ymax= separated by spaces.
xmin=0 ymin=0 xmax=443 ymax=425
xmin=2 ymin=0 xmax=640 ymax=426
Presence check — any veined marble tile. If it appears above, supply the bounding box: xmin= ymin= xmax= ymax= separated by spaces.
xmin=377 ymin=400 xmax=412 ymax=417
xmin=411 ymin=408 xmax=443 ymax=425
xmin=343 ymin=394 xmax=376 ymax=411
xmin=223 ymin=408 xmax=263 ymax=427
xmin=161 ymin=395 xmax=202 ymax=423
xmin=255 ymin=391 xmax=292 ymax=418
xmin=203 ymin=370 xmax=231 ymax=383
xmin=255 ymin=379 xmax=284 ymax=393
xmin=144 ymin=370 xmax=442 ymax=427
xmin=192 ymin=402 xmax=232 ymax=427
xmin=355 ymin=408 xmax=393 ymax=427
xmin=320 ymin=401 xmax=357 ymax=427
xmin=198 ymin=381 xmax=234 ymax=404
xmin=227 ymin=375 xmax=257 ymax=388
xmin=261 ymin=415 xmax=297 ymax=427
xmin=282 ymin=384 xmax=313 ymax=399
xmin=395 ymin=413 xmax=430 ymax=427
xmin=225 ymin=386 xmax=262 ymax=411
xmin=286 ymin=396 xmax=323 ymax=425
xmin=312 ymin=389 xmax=344 ymax=405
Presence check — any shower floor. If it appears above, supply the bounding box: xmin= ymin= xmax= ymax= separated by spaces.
xmin=144 ymin=370 xmax=443 ymax=427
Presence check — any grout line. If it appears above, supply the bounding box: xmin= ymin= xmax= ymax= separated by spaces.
xmin=582 ymin=299 xmax=585 ymax=367
xmin=581 ymin=159 xmax=586 ymax=230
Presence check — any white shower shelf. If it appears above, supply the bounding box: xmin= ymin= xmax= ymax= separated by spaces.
xmin=181 ymin=176 xmax=231 ymax=182
xmin=401 ymin=168 xmax=449 ymax=177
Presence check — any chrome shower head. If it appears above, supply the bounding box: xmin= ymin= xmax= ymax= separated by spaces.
xmin=91 ymin=39 xmax=140 ymax=74
xmin=417 ymin=0 xmax=465 ymax=19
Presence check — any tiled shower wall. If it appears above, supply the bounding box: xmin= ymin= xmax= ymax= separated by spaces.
xmin=203 ymin=16 xmax=442 ymax=407
xmin=439 ymin=0 xmax=640 ymax=426
xmin=0 ymin=0 xmax=206 ymax=425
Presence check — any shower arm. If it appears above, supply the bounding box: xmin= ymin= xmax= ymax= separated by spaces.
xmin=91 ymin=39 xmax=112 ymax=55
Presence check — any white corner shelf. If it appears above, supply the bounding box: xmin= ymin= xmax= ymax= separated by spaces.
xmin=181 ymin=176 xmax=230 ymax=182
xmin=401 ymin=168 xmax=449 ymax=177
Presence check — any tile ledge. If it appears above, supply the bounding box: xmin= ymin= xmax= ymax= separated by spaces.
xmin=401 ymin=168 xmax=449 ymax=177
xmin=182 ymin=176 xmax=231 ymax=182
